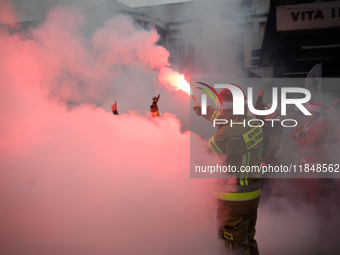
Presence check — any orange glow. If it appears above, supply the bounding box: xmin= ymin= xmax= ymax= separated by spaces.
xmin=158 ymin=67 xmax=191 ymax=95
xmin=172 ymin=74 xmax=191 ymax=95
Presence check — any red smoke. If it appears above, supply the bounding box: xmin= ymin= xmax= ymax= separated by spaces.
xmin=0 ymin=3 xmax=220 ymax=254
xmin=91 ymin=16 xmax=170 ymax=69
xmin=0 ymin=0 xmax=17 ymax=27
xmin=4 ymin=2 xmax=340 ymax=254
xmin=1 ymin=5 xmax=190 ymax=108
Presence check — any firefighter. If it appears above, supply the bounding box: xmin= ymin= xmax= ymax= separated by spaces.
xmin=328 ymin=97 xmax=340 ymax=197
xmin=328 ymin=98 xmax=340 ymax=163
xmin=150 ymin=94 xmax=160 ymax=118
xmin=291 ymin=101 xmax=328 ymax=165
xmin=291 ymin=101 xmax=329 ymax=203
xmin=111 ymin=100 xmax=118 ymax=115
xmin=193 ymin=85 xmax=263 ymax=255
xmin=330 ymin=98 xmax=340 ymax=144
xmin=285 ymin=93 xmax=305 ymax=123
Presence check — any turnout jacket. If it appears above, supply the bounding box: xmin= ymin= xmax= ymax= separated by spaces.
xmin=204 ymin=106 xmax=263 ymax=201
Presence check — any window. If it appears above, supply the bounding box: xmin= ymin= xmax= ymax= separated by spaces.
xmin=178 ymin=39 xmax=186 ymax=55
xmin=169 ymin=38 xmax=195 ymax=56
xmin=186 ymin=38 xmax=195 ymax=55
xmin=169 ymin=39 xmax=178 ymax=55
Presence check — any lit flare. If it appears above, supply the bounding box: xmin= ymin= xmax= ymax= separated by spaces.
xmin=158 ymin=67 xmax=191 ymax=95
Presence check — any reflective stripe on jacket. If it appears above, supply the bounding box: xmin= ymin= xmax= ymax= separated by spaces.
xmin=204 ymin=106 xmax=263 ymax=201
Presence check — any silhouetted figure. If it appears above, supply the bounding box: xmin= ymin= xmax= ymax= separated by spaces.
xmin=111 ymin=100 xmax=118 ymax=115
xmin=150 ymin=94 xmax=160 ymax=118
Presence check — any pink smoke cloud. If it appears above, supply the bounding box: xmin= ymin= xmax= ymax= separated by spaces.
xmin=91 ymin=15 xmax=170 ymax=69
xmin=0 ymin=57 xmax=221 ymax=254
xmin=0 ymin=4 xmax=222 ymax=254
xmin=3 ymin=2 xmax=340 ymax=254
xmin=0 ymin=0 xmax=17 ymax=27
xmin=0 ymin=5 xmax=189 ymax=108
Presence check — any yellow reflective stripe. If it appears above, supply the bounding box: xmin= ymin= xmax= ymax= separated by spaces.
xmin=210 ymin=110 xmax=219 ymax=122
xmin=151 ymin=111 xmax=159 ymax=116
xmin=208 ymin=137 xmax=222 ymax=155
xmin=245 ymin=152 xmax=250 ymax=185
xmin=209 ymin=111 xmax=215 ymax=122
xmin=240 ymin=153 xmax=246 ymax=186
xmin=242 ymin=125 xmax=263 ymax=150
xmin=212 ymin=188 xmax=261 ymax=201
xmin=208 ymin=138 xmax=218 ymax=154
xmin=212 ymin=110 xmax=219 ymax=122
xmin=215 ymin=110 xmax=220 ymax=119
xmin=240 ymin=178 xmax=244 ymax=186
xmin=211 ymin=136 xmax=222 ymax=154
xmin=240 ymin=152 xmax=250 ymax=186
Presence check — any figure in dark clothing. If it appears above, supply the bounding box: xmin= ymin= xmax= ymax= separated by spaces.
xmin=112 ymin=100 xmax=118 ymax=115
xmin=150 ymin=94 xmax=160 ymax=118
xmin=291 ymin=101 xmax=329 ymax=204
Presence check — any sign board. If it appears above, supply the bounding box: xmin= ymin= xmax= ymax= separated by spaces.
xmin=277 ymin=1 xmax=340 ymax=31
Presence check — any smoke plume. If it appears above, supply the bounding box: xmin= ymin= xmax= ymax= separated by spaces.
xmin=0 ymin=2 xmax=221 ymax=254
xmin=2 ymin=1 xmax=340 ymax=255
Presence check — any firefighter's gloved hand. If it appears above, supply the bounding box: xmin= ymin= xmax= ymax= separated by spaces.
xmin=297 ymin=131 xmax=308 ymax=138
xmin=152 ymin=94 xmax=160 ymax=106
xmin=111 ymin=100 xmax=117 ymax=111
xmin=193 ymin=104 xmax=202 ymax=116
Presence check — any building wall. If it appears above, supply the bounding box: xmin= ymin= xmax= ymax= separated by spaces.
xmin=136 ymin=0 xmax=271 ymax=77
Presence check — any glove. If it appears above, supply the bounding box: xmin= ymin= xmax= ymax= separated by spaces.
xmin=111 ymin=100 xmax=117 ymax=111
xmin=258 ymin=87 xmax=265 ymax=97
xmin=152 ymin=95 xmax=160 ymax=106
xmin=297 ymin=131 xmax=308 ymax=138
xmin=193 ymin=104 xmax=202 ymax=116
